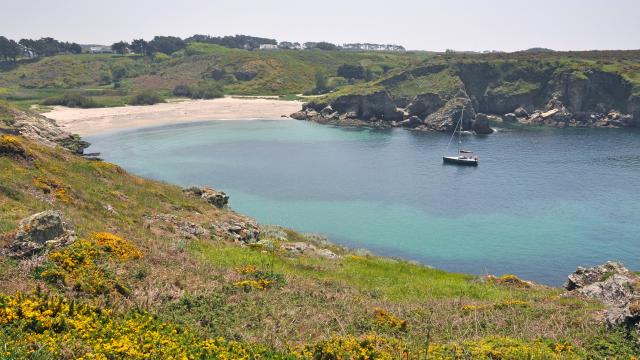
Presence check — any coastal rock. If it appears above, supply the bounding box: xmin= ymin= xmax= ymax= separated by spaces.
xmin=7 ymin=110 xmax=89 ymax=154
xmin=565 ymin=261 xmax=640 ymax=329
xmin=472 ymin=113 xmax=494 ymax=134
xmin=502 ymin=113 xmax=518 ymax=122
xmin=407 ymin=93 xmax=445 ymax=119
xmin=183 ymin=186 xmax=229 ymax=209
xmin=331 ymin=91 xmax=403 ymax=122
xmin=400 ymin=116 xmax=423 ymax=128
xmin=486 ymin=114 xmax=503 ymax=123
xmin=212 ymin=219 xmax=260 ymax=244
xmin=514 ymin=107 xmax=529 ymax=118
xmin=423 ymin=96 xmax=475 ymax=132
xmin=6 ymin=210 xmax=76 ymax=258
xmin=143 ymin=214 xmax=209 ymax=240
xmin=290 ymin=111 xmax=307 ymax=120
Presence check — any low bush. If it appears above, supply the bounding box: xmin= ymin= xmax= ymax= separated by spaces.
xmin=41 ymin=93 xmax=99 ymax=108
xmin=172 ymin=82 xmax=224 ymax=99
xmin=127 ymin=91 xmax=165 ymax=105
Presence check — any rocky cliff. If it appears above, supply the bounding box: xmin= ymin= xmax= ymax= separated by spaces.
xmin=292 ymin=60 xmax=639 ymax=133
xmin=0 ymin=101 xmax=89 ymax=154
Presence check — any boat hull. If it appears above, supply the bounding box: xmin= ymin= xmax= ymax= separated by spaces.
xmin=443 ymin=156 xmax=479 ymax=166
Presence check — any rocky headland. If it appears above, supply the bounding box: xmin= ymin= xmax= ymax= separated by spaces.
xmin=292 ymin=62 xmax=640 ymax=133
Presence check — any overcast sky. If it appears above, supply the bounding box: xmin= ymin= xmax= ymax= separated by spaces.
xmin=2 ymin=0 xmax=639 ymax=51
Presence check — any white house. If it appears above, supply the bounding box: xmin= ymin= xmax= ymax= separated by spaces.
xmin=259 ymin=44 xmax=278 ymax=50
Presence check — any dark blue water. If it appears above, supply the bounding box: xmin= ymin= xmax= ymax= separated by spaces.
xmin=87 ymin=120 xmax=640 ymax=285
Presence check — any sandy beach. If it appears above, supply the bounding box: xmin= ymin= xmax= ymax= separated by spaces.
xmin=43 ymin=97 xmax=304 ymax=136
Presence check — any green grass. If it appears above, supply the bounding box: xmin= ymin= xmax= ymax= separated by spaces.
xmin=384 ymin=70 xmax=462 ymax=101
xmin=488 ymin=79 xmax=541 ymax=96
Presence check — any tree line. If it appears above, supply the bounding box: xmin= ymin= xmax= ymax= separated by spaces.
xmin=0 ymin=36 xmax=81 ymax=61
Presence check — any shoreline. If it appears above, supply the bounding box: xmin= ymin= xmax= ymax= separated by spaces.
xmin=43 ymin=97 xmax=303 ymax=136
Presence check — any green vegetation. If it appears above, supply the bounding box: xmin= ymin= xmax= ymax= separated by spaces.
xmin=487 ymin=80 xmax=541 ymax=96
xmin=2 ymin=41 xmax=638 ymax=112
xmin=127 ymin=90 xmax=164 ymax=105
xmin=384 ymin=70 xmax=462 ymax=101
xmin=41 ymin=92 xmax=100 ymax=108
xmin=0 ymin=98 xmax=638 ymax=356
xmin=173 ymin=81 xmax=224 ymax=99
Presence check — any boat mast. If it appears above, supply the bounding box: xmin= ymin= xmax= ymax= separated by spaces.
xmin=458 ymin=108 xmax=464 ymax=154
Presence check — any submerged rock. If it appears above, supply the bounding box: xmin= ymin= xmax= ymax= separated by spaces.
xmin=183 ymin=186 xmax=229 ymax=209
xmin=6 ymin=210 xmax=76 ymax=258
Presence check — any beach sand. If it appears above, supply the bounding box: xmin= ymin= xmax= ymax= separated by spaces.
xmin=43 ymin=97 xmax=304 ymax=136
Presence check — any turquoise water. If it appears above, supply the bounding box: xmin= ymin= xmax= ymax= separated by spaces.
xmin=87 ymin=120 xmax=640 ymax=285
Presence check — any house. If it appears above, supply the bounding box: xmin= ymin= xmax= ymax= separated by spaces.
xmin=342 ymin=43 xmax=406 ymax=52
xmin=259 ymin=44 xmax=278 ymax=50
xmin=88 ymin=46 xmax=113 ymax=54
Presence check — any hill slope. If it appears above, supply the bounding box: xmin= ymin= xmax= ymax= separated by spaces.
xmin=0 ymin=105 xmax=639 ymax=358
xmin=297 ymin=51 xmax=640 ymax=131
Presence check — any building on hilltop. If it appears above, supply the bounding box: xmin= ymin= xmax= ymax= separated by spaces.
xmin=259 ymin=44 xmax=278 ymax=50
xmin=342 ymin=43 xmax=406 ymax=52
xmin=88 ymin=46 xmax=113 ymax=54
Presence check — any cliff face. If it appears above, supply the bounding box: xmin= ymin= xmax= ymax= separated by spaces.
xmin=293 ymin=60 xmax=639 ymax=132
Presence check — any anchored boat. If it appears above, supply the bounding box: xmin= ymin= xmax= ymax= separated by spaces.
xmin=443 ymin=109 xmax=479 ymax=166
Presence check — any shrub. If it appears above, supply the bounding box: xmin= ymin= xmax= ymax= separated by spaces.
xmin=127 ymin=91 xmax=165 ymax=105
xmin=35 ymin=233 xmax=142 ymax=296
xmin=191 ymin=82 xmax=224 ymax=99
xmin=0 ymin=135 xmax=29 ymax=160
xmin=172 ymin=84 xmax=192 ymax=97
xmin=172 ymin=83 xmax=224 ymax=100
xmin=0 ymin=292 xmax=272 ymax=359
xmin=41 ymin=93 xmax=99 ymax=108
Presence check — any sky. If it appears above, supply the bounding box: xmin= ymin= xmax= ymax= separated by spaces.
xmin=2 ymin=0 xmax=639 ymax=52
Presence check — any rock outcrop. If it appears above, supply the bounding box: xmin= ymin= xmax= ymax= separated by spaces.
xmin=565 ymin=262 xmax=640 ymax=331
xmin=183 ymin=186 xmax=229 ymax=209
xmin=293 ymin=62 xmax=638 ymax=132
xmin=211 ymin=218 xmax=260 ymax=244
xmin=420 ymin=96 xmax=475 ymax=132
xmin=1 ymin=107 xmax=89 ymax=154
xmin=143 ymin=214 xmax=210 ymax=240
xmin=5 ymin=210 xmax=76 ymax=258
xmin=406 ymin=93 xmax=445 ymax=119
xmin=280 ymin=241 xmax=338 ymax=259
xmin=471 ymin=113 xmax=494 ymax=134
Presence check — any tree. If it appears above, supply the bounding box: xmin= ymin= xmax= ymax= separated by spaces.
xmin=184 ymin=34 xmax=277 ymax=50
xmin=111 ymin=41 xmax=129 ymax=55
xmin=148 ymin=36 xmax=185 ymax=55
xmin=130 ymin=39 xmax=149 ymax=55
xmin=0 ymin=37 xmax=22 ymax=61
xmin=62 ymin=42 xmax=82 ymax=54
xmin=313 ymin=72 xmax=328 ymax=94
xmin=337 ymin=64 xmax=369 ymax=80
xmin=305 ymin=41 xmax=339 ymax=51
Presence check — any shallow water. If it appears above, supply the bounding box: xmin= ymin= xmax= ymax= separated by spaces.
xmin=87 ymin=120 xmax=640 ymax=285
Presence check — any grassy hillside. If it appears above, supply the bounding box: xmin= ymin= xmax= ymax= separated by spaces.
xmin=1 ymin=105 xmax=639 ymax=358
xmin=0 ymin=45 xmax=428 ymax=110
xmin=1 ymin=49 xmax=639 ymax=113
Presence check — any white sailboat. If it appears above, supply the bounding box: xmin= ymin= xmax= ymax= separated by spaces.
xmin=442 ymin=109 xmax=479 ymax=166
